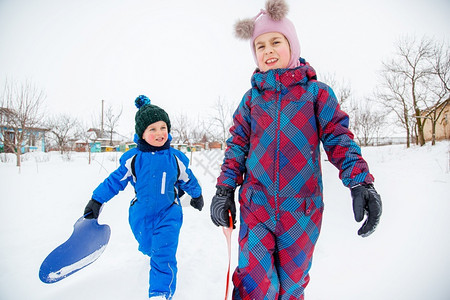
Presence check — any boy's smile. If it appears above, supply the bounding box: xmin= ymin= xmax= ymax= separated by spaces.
xmin=254 ymin=32 xmax=291 ymax=72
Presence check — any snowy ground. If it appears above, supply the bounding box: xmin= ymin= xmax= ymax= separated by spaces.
xmin=1 ymin=142 xmax=449 ymax=300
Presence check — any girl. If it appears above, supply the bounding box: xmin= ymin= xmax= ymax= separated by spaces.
xmin=210 ymin=1 xmax=382 ymax=299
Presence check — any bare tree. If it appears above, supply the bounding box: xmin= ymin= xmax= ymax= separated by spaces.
xmin=349 ymin=99 xmax=386 ymax=146
xmin=322 ymin=73 xmax=352 ymax=109
xmin=76 ymin=121 xmax=99 ymax=164
xmin=103 ymin=104 xmax=122 ymax=146
xmin=171 ymin=113 xmax=191 ymax=144
xmin=378 ymin=36 xmax=434 ymax=147
xmin=376 ymin=69 xmax=414 ymax=147
xmin=210 ymin=96 xmax=235 ymax=145
xmin=190 ymin=116 xmax=210 ymax=144
xmin=0 ymin=79 xmax=45 ymax=167
xmin=424 ymin=40 xmax=450 ymax=145
xmin=46 ymin=114 xmax=79 ymax=154
xmin=170 ymin=97 xmax=235 ymax=146
xmin=170 ymin=111 xmax=215 ymax=147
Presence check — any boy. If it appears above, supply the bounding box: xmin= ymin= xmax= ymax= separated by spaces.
xmin=84 ymin=95 xmax=203 ymax=299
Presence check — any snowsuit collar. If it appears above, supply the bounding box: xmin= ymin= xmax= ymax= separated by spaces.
xmin=251 ymin=58 xmax=317 ymax=91
xmin=134 ymin=133 xmax=172 ymax=152
xmin=137 ymin=138 xmax=171 ymax=152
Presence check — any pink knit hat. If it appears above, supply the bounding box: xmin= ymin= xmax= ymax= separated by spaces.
xmin=234 ymin=0 xmax=300 ymax=69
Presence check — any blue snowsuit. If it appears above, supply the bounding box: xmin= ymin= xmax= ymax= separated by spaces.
xmin=92 ymin=144 xmax=202 ymax=299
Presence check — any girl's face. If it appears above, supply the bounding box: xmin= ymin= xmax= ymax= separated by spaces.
xmin=142 ymin=121 xmax=168 ymax=147
xmin=254 ymin=32 xmax=291 ymax=72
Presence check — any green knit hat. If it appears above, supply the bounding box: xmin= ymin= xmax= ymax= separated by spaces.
xmin=134 ymin=95 xmax=171 ymax=138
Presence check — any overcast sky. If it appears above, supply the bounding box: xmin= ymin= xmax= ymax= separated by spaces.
xmin=0 ymin=0 xmax=449 ymax=135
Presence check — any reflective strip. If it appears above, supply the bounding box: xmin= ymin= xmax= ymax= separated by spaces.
xmin=120 ymin=155 xmax=137 ymax=183
xmin=175 ymin=156 xmax=189 ymax=182
xmin=161 ymin=172 xmax=166 ymax=194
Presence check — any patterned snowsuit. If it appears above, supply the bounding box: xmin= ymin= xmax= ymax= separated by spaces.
xmin=217 ymin=59 xmax=374 ymax=299
xmin=92 ymin=145 xmax=202 ymax=299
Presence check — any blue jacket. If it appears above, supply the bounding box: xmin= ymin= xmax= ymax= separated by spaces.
xmin=92 ymin=146 xmax=202 ymax=216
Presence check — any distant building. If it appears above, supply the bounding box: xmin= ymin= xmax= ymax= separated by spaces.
xmin=87 ymin=128 xmax=131 ymax=152
xmin=422 ymin=99 xmax=450 ymax=141
xmin=208 ymin=141 xmax=225 ymax=150
xmin=0 ymin=107 xmax=48 ymax=153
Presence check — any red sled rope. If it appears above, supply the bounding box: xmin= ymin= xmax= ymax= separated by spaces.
xmin=223 ymin=210 xmax=234 ymax=300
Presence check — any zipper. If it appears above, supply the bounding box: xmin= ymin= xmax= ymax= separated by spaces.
xmin=275 ymin=72 xmax=281 ymax=221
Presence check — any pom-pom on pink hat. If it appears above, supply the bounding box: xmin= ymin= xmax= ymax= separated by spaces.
xmin=234 ymin=0 xmax=300 ymax=69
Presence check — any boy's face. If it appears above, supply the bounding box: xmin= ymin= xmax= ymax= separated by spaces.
xmin=142 ymin=121 xmax=168 ymax=147
xmin=254 ymin=32 xmax=291 ymax=72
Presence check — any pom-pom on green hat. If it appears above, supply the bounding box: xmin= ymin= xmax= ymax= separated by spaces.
xmin=134 ymin=95 xmax=171 ymax=138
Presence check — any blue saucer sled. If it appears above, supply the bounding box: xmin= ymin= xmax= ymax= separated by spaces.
xmin=39 ymin=216 xmax=111 ymax=283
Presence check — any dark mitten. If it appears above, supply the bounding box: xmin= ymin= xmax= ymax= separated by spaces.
xmin=84 ymin=199 xmax=102 ymax=219
xmin=190 ymin=195 xmax=204 ymax=211
xmin=351 ymin=184 xmax=382 ymax=237
xmin=210 ymin=186 xmax=236 ymax=228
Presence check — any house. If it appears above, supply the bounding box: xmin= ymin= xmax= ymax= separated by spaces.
xmin=422 ymin=99 xmax=450 ymax=141
xmin=207 ymin=141 xmax=225 ymax=150
xmin=0 ymin=107 xmax=48 ymax=153
xmin=87 ymin=128 xmax=129 ymax=152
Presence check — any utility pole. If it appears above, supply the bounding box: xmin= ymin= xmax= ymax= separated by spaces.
xmin=101 ymin=99 xmax=104 ymax=136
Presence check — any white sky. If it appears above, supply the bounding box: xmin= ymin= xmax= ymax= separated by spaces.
xmin=0 ymin=0 xmax=449 ymax=135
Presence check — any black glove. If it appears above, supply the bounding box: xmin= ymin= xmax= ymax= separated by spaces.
xmin=351 ymin=184 xmax=382 ymax=237
xmin=190 ymin=195 xmax=204 ymax=211
xmin=210 ymin=186 xmax=236 ymax=228
xmin=84 ymin=199 xmax=102 ymax=219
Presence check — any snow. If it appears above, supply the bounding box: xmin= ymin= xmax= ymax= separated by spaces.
xmin=1 ymin=142 xmax=449 ymax=300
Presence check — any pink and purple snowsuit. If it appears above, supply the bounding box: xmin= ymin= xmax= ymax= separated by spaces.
xmin=217 ymin=59 xmax=374 ymax=299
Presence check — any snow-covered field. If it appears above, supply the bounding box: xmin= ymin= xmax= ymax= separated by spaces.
xmin=1 ymin=142 xmax=449 ymax=300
